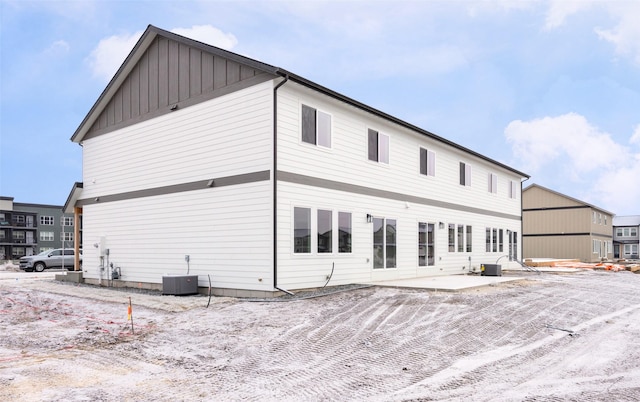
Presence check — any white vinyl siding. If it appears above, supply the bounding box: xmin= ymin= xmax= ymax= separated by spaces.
xmin=81 ymin=182 xmax=272 ymax=291
xmin=277 ymin=83 xmax=523 ymax=218
xmin=81 ymin=82 xmax=273 ymax=199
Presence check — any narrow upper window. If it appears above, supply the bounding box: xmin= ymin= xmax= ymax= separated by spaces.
xmin=460 ymin=162 xmax=471 ymax=186
xmin=509 ymin=180 xmax=517 ymax=199
xmin=301 ymin=104 xmax=331 ymax=148
xmin=488 ymin=173 xmax=497 ymax=194
xmin=368 ymin=129 xmax=389 ymax=164
xmin=420 ymin=148 xmax=436 ymax=176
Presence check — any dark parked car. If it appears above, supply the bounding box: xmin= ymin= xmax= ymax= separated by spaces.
xmin=19 ymin=249 xmax=82 ymax=272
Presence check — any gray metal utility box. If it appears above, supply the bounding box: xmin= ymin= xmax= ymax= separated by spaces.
xmin=481 ymin=264 xmax=502 ymax=276
xmin=162 ymin=275 xmax=199 ymax=295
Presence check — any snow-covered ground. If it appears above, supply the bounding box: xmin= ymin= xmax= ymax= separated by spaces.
xmin=1 ymin=268 xmax=640 ymax=401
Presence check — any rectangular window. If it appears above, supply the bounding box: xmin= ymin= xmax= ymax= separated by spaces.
xmin=418 ymin=222 xmax=435 ymax=266
xmin=466 ymin=226 xmax=472 ymax=252
xmin=386 ymin=219 xmax=396 ymax=268
xmin=61 ymin=216 xmax=74 ymax=226
xmin=448 ymin=224 xmax=455 ymax=252
xmin=40 ymin=231 xmax=54 ymax=241
xmin=294 ymin=207 xmax=311 ymax=253
xmin=623 ymin=228 xmax=630 ymax=237
xmin=338 ymin=212 xmax=352 ymax=253
xmin=12 ymin=247 xmax=25 ymax=258
xmin=373 ymin=217 xmax=396 ymax=269
xmin=486 ymin=228 xmax=491 ymax=252
xmin=14 ymin=215 xmax=25 ymax=224
xmin=459 ymin=162 xmax=471 ymax=186
xmin=492 ymin=228 xmax=498 ymax=252
xmin=598 ymin=213 xmax=602 ymax=224
xmin=317 ymin=209 xmax=332 ymax=253
xmin=631 ymin=228 xmax=638 ymax=237
xmin=604 ymin=215 xmax=607 ymax=225
xmin=301 ymin=104 xmax=331 ymax=147
xmin=624 ymin=244 xmax=638 ymax=256
xmin=593 ymin=211 xmax=597 ymax=224
xmin=593 ymin=239 xmax=600 ymax=254
xmin=368 ymin=129 xmax=389 ymax=164
xmin=498 ymin=229 xmax=504 ymax=253
xmin=509 ymin=180 xmax=517 ymax=199
xmin=616 ymin=228 xmax=623 ymax=236
xmin=488 ymin=173 xmax=497 ymax=194
xmin=40 ymin=216 xmax=54 ymax=225
xmin=457 ymin=225 xmax=464 ymax=252
xmin=61 ymin=232 xmax=73 ymax=242
xmin=14 ymin=231 xmax=25 ymax=240
xmin=419 ymin=148 xmax=436 ymax=176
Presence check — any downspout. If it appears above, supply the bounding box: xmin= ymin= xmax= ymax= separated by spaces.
xmin=273 ymin=74 xmax=293 ymax=295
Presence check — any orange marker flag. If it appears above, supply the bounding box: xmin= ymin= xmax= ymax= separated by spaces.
xmin=127 ymin=304 xmax=132 ymax=321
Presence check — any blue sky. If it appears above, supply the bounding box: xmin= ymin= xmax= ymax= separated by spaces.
xmin=1 ymin=0 xmax=639 ymax=215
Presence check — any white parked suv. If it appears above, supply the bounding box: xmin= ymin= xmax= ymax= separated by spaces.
xmin=19 ymin=249 xmax=82 ymax=272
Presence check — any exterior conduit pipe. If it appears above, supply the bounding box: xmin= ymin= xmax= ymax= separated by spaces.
xmin=273 ymin=74 xmax=289 ymax=295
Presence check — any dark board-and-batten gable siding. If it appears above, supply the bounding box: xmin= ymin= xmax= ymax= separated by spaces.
xmin=86 ymin=36 xmax=272 ymax=138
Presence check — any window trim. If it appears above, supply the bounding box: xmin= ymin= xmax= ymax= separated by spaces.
xmin=373 ymin=216 xmax=397 ymax=269
xmin=460 ymin=162 xmax=471 ymax=186
xmin=368 ymin=129 xmax=390 ymax=164
xmin=488 ymin=173 xmax=497 ymax=194
xmin=301 ymin=104 xmax=332 ymax=149
xmin=419 ymin=147 xmax=436 ymax=177
xmin=293 ymin=206 xmax=353 ymax=255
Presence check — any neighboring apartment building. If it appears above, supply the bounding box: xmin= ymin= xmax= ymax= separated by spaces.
xmin=64 ymin=25 xmax=529 ymax=296
xmin=0 ymin=196 xmax=76 ymax=260
xmin=522 ymin=184 xmax=613 ymax=263
xmin=613 ymin=215 xmax=640 ymax=260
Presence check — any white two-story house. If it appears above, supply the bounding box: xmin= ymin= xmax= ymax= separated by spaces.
xmin=64 ymin=25 xmax=529 ymax=296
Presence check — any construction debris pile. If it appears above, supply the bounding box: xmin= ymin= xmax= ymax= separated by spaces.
xmin=525 ymin=259 xmax=640 ymax=273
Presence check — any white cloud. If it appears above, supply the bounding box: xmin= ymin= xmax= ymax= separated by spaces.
xmin=44 ymin=40 xmax=70 ymax=56
xmin=594 ymin=3 xmax=640 ymax=66
xmin=86 ymin=30 xmax=143 ymax=82
xmin=506 ymin=113 xmax=640 ymax=214
xmin=544 ymin=0 xmax=593 ymax=30
xmin=170 ymin=25 xmax=238 ymax=50
xmin=86 ymin=25 xmax=238 ymax=83
xmin=505 ymin=113 xmax=626 ymax=174
xmin=630 ymin=124 xmax=640 ymax=145
xmin=540 ymin=1 xmax=640 ymax=65
xmin=590 ymin=153 xmax=640 ymax=215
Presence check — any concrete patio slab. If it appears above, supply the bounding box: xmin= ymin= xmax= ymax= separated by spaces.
xmin=365 ymin=274 xmax=525 ymax=291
